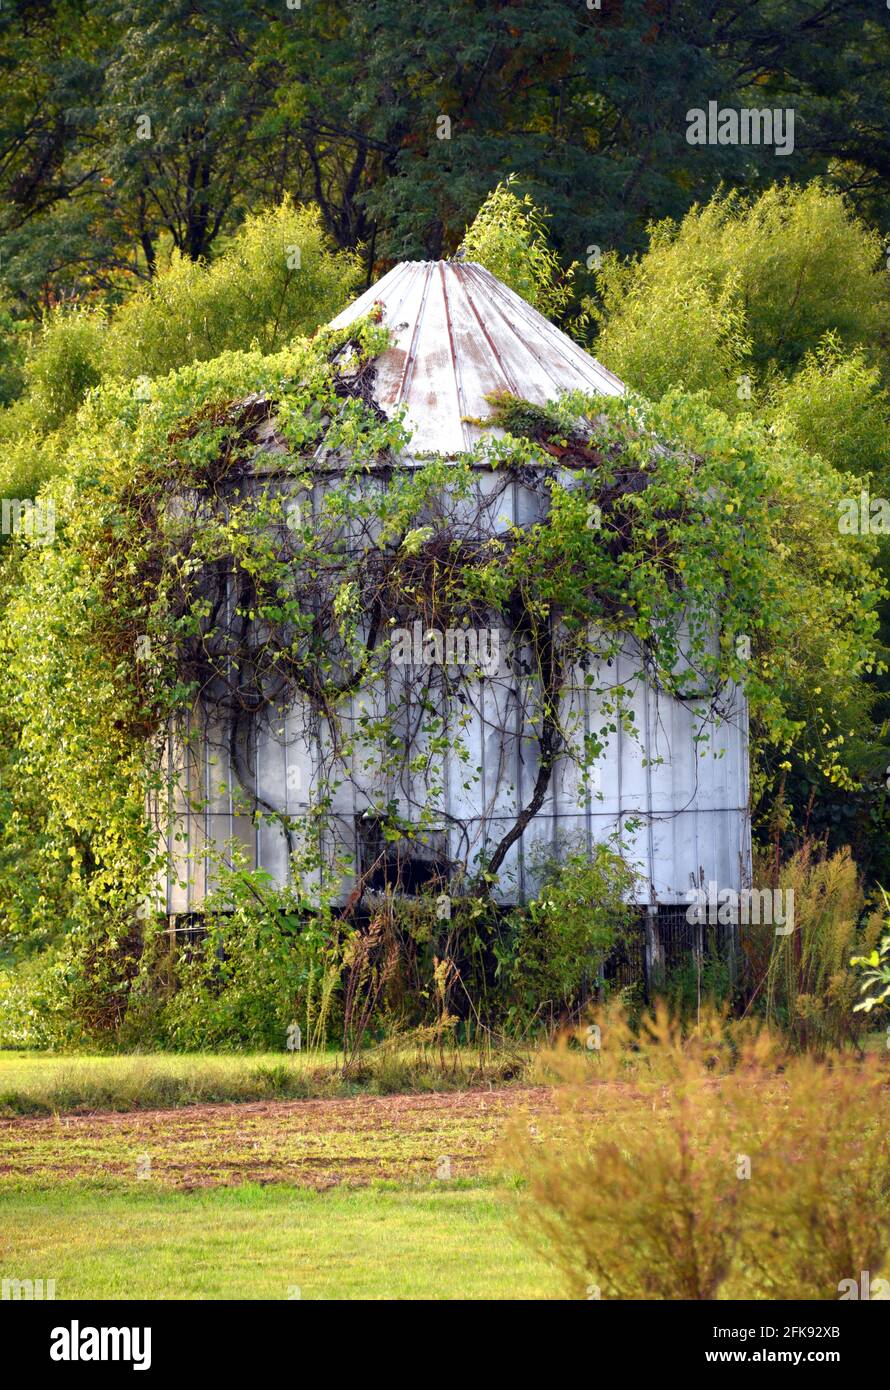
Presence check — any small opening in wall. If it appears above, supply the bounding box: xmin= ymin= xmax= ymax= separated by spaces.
xmin=355 ymin=815 xmax=451 ymax=895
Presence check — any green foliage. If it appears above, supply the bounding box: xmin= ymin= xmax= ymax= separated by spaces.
xmin=592 ymin=181 xmax=890 ymax=874
xmin=147 ymin=871 xmax=342 ymax=1052
xmin=763 ymin=335 xmax=890 ymax=486
xmin=758 ymin=843 xmax=879 ymax=1054
xmin=100 ymin=0 xmax=270 ymax=266
xmin=0 ymin=950 xmax=80 ymax=1051
xmin=485 ymin=387 xmax=850 ymax=776
xmin=101 ymin=203 xmax=361 ymax=384
xmin=5 ymin=4 xmax=890 ymax=306
xmin=0 ymin=298 xmax=26 ymax=407
xmin=0 ymin=0 xmax=107 ymax=308
xmin=497 ymin=840 xmax=637 ymax=1019
xmin=851 ymin=899 xmax=890 ymax=1016
xmin=0 ymin=284 xmax=884 ymax=1044
xmin=460 ymin=177 xmax=574 ymax=320
xmin=595 ymin=248 xmax=752 ymax=413
xmin=17 ymin=307 xmax=105 ymax=434
xmin=594 ymin=184 xmax=888 ymax=407
xmin=0 ymin=203 xmax=360 ymax=460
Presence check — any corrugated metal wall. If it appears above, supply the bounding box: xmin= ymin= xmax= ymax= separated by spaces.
xmin=160 ymin=465 xmax=752 ymax=913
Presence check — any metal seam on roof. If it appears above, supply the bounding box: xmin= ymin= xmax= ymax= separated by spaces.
xmin=455 ymin=263 xmax=522 ymax=398
xmin=463 ymin=264 xmax=563 ymax=396
xmin=394 ymin=261 xmax=434 ymax=406
xmin=476 ymin=263 xmax=623 ymax=394
xmin=370 ymin=259 xmax=414 ymax=318
xmin=471 ymin=264 xmax=608 ymax=394
xmin=438 ymin=262 xmax=472 ymax=451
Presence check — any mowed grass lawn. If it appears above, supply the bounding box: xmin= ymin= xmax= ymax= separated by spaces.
xmin=1 ymin=1183 xmax=555 ymax=1299
xmin=0 ymin=1050 xmax=560 ymax=1299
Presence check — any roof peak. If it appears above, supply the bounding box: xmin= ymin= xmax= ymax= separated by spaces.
xmin=328 ymin=260 xmax=624 ymax=453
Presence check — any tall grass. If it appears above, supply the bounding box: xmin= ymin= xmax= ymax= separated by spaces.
xmin=0 ymin=1044 xmax=530 ymax=1117
xmin=753 ymin=842 xmax=879 ymax=1053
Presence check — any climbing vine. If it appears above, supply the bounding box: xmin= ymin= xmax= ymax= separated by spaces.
xmin=0 ymin=311 xmax=882 ymax=1040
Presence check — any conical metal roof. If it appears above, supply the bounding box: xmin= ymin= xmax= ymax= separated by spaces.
xmin=328 ymin=260 xmax=624 ymax=454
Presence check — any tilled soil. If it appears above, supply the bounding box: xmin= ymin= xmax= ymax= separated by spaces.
xmin=0 ymin=1084 xmax=557 ymax=1190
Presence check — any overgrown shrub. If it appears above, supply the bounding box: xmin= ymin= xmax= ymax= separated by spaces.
xmin=729 ymin=1058 xmax=890 ymax=1300
xmin=513 ymin=1004 xmax=890 ymax=1300
xmin=460 ymin=176 xmax=574 ymax=321
xmin=0 ymin=945 xmax=95 ymax=1051
xmin=0 ymin=202 xmax=360 ymax=457
xmin=13 ymin=307 xmax=105 ymax=434
xmin=102 ymin=202 xmax=361 ymax=384
xmin=763 ymin=335 xmax=890 ymax=486
xmin=496 ymin=839 xmax=637 ymax=1026
xmin=593 ymin=183 xmax=888 ymax=407
xmin=135 ymin=869 xmax=344 ymax=1052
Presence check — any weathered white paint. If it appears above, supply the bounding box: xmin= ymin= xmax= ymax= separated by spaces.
xmin=327 ymin=260 xmax=625 ymax=453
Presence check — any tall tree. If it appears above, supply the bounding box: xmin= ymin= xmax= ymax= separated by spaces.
xmin=100 ymin=0 xmax=273 ymax=265
xmin=1 ymin=0 xmax=889 ymax=309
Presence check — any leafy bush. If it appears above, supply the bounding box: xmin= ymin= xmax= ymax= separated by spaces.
xmin=15 ymin=307 xmax=105 ymax=434
xmin=763 ymin=335 xmax=890 ymax=486
xmin=594 ymin=183 xmax=887 ymax=406
xmin=0 ymin=947 xmax=94 ymax=1051
xmin=102 ymin=202 xmax=361 ymax=384
xmin=0 ymin=202 xmax=361 ymax=458
xmin=460 ymin=175 xmax=574 ymax=321
xmin=851 ymin=900 xmax=890 ymax=1016
xmin=497 ymin=839 xmax=637 ymax=1023
xmin=141 ymin=869 xmax=344 ymax=1052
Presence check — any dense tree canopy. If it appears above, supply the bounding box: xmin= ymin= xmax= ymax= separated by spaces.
xmin=2 ymin=0 xmax=890 ymax=312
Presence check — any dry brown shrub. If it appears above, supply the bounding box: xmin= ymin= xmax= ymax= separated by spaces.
xmin=509 ymin=1003 xmax=890 ymax=1300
